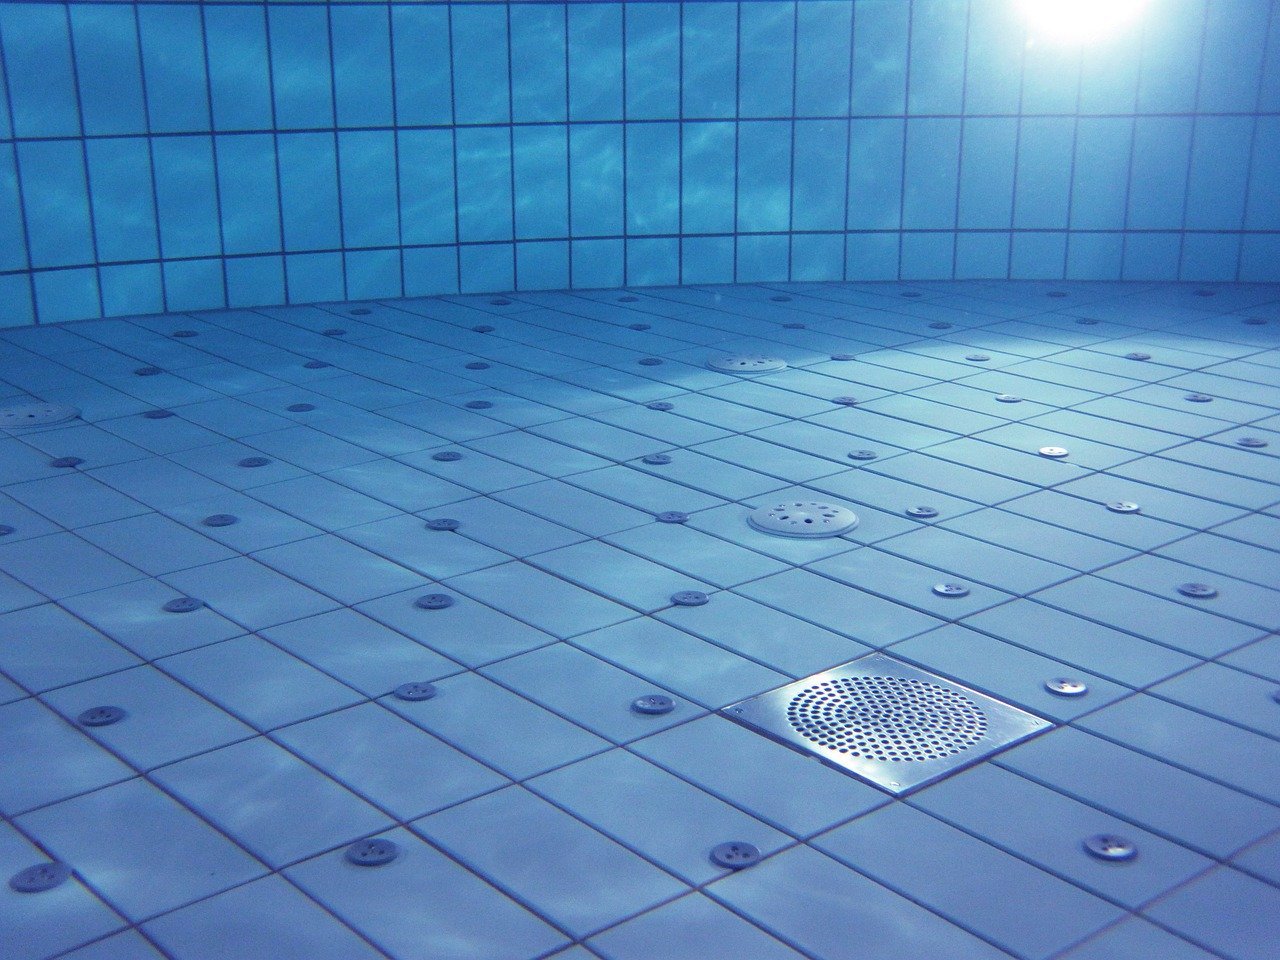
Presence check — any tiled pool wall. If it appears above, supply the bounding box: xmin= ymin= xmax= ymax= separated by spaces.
xmin=0 ymin=0 xmax=1278 ymax=327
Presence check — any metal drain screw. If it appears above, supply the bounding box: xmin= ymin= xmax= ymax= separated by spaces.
xmin=995 ymin=394 xmax=1022 ymax=403
xmin=134 ymin=366 xmax=163 ymax=377
xmin=465 ymin=400 xmax=493 ymax=410
xmin=833 ymin=396 xmax=860 ymax=406
xmin=671 ymin=590 xmax=709 ymax=607
xmin=1237 ymin=437 xmax=1269 ymax=448
xmin=1038 ymin=446 xmax=1069 ymax=459
xmin=631 ymin=694 xmax=675 ymax=715
xmin=0 ymin=525 xmax=14 ymax=537
xmin=629 ymin=323 xmax=652 ymax=332
xmin=1083 ymin=834 xmax=1137 ymax=862
xmin=414 ymin=594 xmax=455 ymax=610
xmin=322 ymin=328 xmax=346 ymax=337
xmin=848 ymin=450 xmax=877 ymax=461
xmin=393 ymin=681 xmax=438 ymax=702
xmin=642 ymin=454 xmax=672 ymax=465
xmin=1106 ymin=502 xmax=1141 ymax=514
xmin=163 ymin=597 xmax=204 ymax=614
xmin=646 ymin=401 xmax=674 ymax=411
xmin=77 ymin=706 xmax=127 ymax=728
xmin=1184 ymin=393 xmax=1213 ymax=403
xmin=49 ymin=456 xmax=83 ymax=468
xmin=432 ymin=451 xmax=463 ymax=462
xmin=965 ymin=354 xmax=990 ymax=362
xmin=831 ymin=353 xmax=858 ymax=361
xmin=1125 ymin=352 xmax=1151 ymax=361
xmin=238 ymin=456 xmax=271 ymax=468
xmin=425 ymin=518 xmax=460 ymax=531
xmin=932 ymin=583 xmax=970 ymax=598
xmin=466 ymin=361 xmax=490 ymax=370
xmin=143 ymin=409 xmax=174 ymax=419
xmin=906 ymin=506 xmax=939 ymax=519
xmin=304 ymin=360 xmax=331 ymax=369
xmin=202 ymin=514 xmax=238 ymax=527
xmin=8 ymin=863 xmax=71 ymax=894
xmin=345 ymin=838 xmax=399 ymax=867
xmin=1044 ymin=678 xmax=1089 ymax=698
xmin=710 ymin=842 xmax=762 ymax=869
xmin=638 ymin=357 xmax=664 ymax=366
xmin=472 ymin=325 xmax=495 ymax=333
xmin=1177 ymin=583 xmax=1218 ymax=599
xmin=656 ymin=511 xmax=689 ymax=524
xmin=287 ymin=403 xmax=315 ymax=413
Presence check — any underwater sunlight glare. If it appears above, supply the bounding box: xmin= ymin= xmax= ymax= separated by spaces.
xmin=1018 ymin=0 xmax=1151 ymax=45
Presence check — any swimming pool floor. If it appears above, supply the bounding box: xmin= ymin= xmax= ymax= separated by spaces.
xmin=1 ymin=280 xmax=1278 ymax=960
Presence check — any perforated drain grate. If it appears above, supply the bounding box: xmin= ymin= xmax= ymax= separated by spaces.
xmin=0 ymin=403 xmax=81 ymax=430
xmin=723 ymin=654 xmax=1050 ymax=795
xmin=707 ymin=355 xmax=787 ymax=374
xmin=748 ymin=501 xmax=858 ymax=538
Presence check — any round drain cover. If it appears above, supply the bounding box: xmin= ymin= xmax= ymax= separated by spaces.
xmin=1177 ymin=582 xmax=1217 ymax=599
xmin=345 ymin=838 xmax=399 ymax=867
xmin=425 ymin=518 xmax=460 ymax=531
xmin=710 ymin=842 xmax=761 ymax=870
xmin=706 ymin=355 xmax=786 ymax=374
xmin=238 ymin=456 xmax=271 ymax=468
xmin=143 ymin=409 xmax=174 ymax=419
xmin=646 ymin=401 xmax=674 ymax=411
xmin=748 ymin=501 xmax=859 ymax=539
xmin=831 ymin=353 xmax=858 ymax=361
xmin=49 ymin=457 xmax=83 ymax=469
xmin=847 ymin=450 xmax=877 ymax=461
xmin=1044 ymin=678 xmax=1088 ymax=697
xmin=1106 ymin=502 xmax=1141 ymax=514
xmin=965 ymin=354 xmax=990 ymax=362
xmin=1125 ymin=352 xmax=1151 ymax=361
xmin=465 ymin=400 xmax=493 ymax=410
xmin=642 ymin=454 xmax=672 ymax=465
xmin=134 ymin=367 xmax=163 ymax=377
xmin=0 ymin=525 xmax=14 ymax=537
xmin=163 ymin=597 xmax=204 ymax=613
xmin=995 ymin=394 xmax=1022 ymax=404
xmin=473 ymin=325 xmax=495 ymax=333
xmin=787 ymin=675 xmax=988 ymax=762
xmin=1083 ymin=834 xmax=1137 ymax=862
xmin=393 ymin=681 xmax=438 ymax=702
xmin=202 ymin=514 xmax=238 ymax=527
xmin=631 ymin=694 xmax=675 ymax=715
xmin=638 ymin=357 xmax=663 ymax=366
xmin=906 ymin=506 xmax=939 ymax=519
xmin=671 ymin=590 xmax=709 ymax=607
xmin=432 ymin=451 xmax=463 ymax=462
xmin=9 ymin=863 xmax=71 ymax=894
xmin=1184 ymin=393 xmax=1213 ymax=403
xmin=78 ymin=705 xmax=127 ymax=728
xmin=287 ymin=403 xmax=315 ymax=413
xmin=932 ymin=583 xmax=970 ymax=598
xmin=1038 ymin=446 xmax=1069 ymax=459
xmin=466 ymin=362 xmax=490 ymax=370
xmin=832 ymin=396 xmax=859 ymax=406
xmin=656 ymin=511 xmax=689 ymax=524
xmin=415 ymin=593 xmax=455 ymax=610
xmin=304 ymin=360 xmax=331 ymax=369
xmin=1237 ymin=437 xmax=1269 ymax=448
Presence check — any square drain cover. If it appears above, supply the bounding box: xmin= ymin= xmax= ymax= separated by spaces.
xmin=723 ymin=654 xmax=1050 ymax=796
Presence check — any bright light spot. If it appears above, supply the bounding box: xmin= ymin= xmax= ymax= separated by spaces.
xmin=1018 ymin=0 xmax=1149 ymax=44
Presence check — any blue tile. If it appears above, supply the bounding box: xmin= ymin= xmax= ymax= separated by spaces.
xmin=1145 ymin=867 xmax=1280 ymax=960
xmin=590 ymin=892 xmax=806 ymax=960
xmin=0 ymin=3 xmax=80 ymax=137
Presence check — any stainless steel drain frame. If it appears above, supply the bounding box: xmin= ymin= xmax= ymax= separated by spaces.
xmin=723 ymin=653 xmax=1050 ymax=796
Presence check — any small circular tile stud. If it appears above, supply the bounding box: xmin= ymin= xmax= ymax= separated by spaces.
xmin=710 ymin=842 xmax=762 ymax=870
xmin=1177 ymin=583 xmax=1218 ymax=599
xmin=1044 ymin=678 xmax=1089 ymax=698
xmin=163 ymin=597 xmax=204 ymax=613
xmin=638 ymin=357 xmax=663 ymax=366
xmin=833 ymin=396 xmax=860 ymax=406
xmin=656 ymin=511 xmax=689 ymax=524
xmin=1184 ymin=393 xmax=1213 ymax=403
xmin=782 ymin=322 xmax=806 ymax=329
xmin=172 ymin=329 xmax=199 ymax=338
xmin=848 ymin=450 xmax=877 ymax=461
xmin=238 ymin=456 xmax=271 ymax=468
xmin=965 ymin=354 xmax=991 ymax=362
xmin=393 ymin=682 xmax=438 ymax=702
xmin=134 ymin=367 xmax=163 ymax=377
xmin=631 ymin=694 xmax=675 ymax=715
xmin=489 ymin=298 xmax=511 ymax=306
xmin=304 ymin=360 xmax=331 ymax=369
xmin=0 ymin=525 xmax=14 ymax=537
xmin=143 ymin=409 xmax=174 ymax=420
xmin=1237 ymin=437 xmax=1269 ymax=449
xmin=431 ymin=451 xmax=463 ymax=462
xmin=995 ymin=394 xmax=1022 ymax=404
xmin=1125 ymin=352 xmax=1151 ymax=361
xmin=77 ymin=706 xmax=127 ymax=728
xmin=619 ymin=295 xmax=639 ymax=303
xmin=906 ymin=506 xmax=939 ymax=519
xmin=928 ymin=321 xmax=951 ymax=330
xmin=465 ymin=400 xmax=493 ymax=410
xmin=932 ymin=583 xmax=970 ymax=598
xmin=349 ymin=308 xmax=372 ymax=316
xmin=1038 ymin=446 xmax=1069 ymax=459
xmin=414 ymin=593 xmax=455 ymax=610
xmin=671 ymin=590 xmax=709 ymax=607
xmin=831 ymin=353 xmax=858 ymax=361
xmin=1083 ymin=834 xmax=1137 ymax=862
xmin=1076 ymin=318 xmax=1099 ymax=325
xmin=50 ymin=457 xmax=83 ymax=468
xmin=287 ymin=403 xmax=315 ymax=413
xmin=472 ymin=325 xmax=495 ymax=334
xmin=425 ymin=518 xmax=460 ymax=531
xmin=202 ymin=514 xmax=238 ymax=527
xmin=1106 ymin=502 xmax=1141 ymax=514
xmin=642 ymin=454 xmax=672 ymax=465
xmin=322 ymin=328 xmax=346 ymax=337
xmin=466 ymin=362 xmax=490 ymax=370
xmin=8 ymin=863 xmax=71 ymax=894
xmin=345 ymin=838 xmax=399 ymax=867
xmin=646 ymin=401 xmax=674 ymax=411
